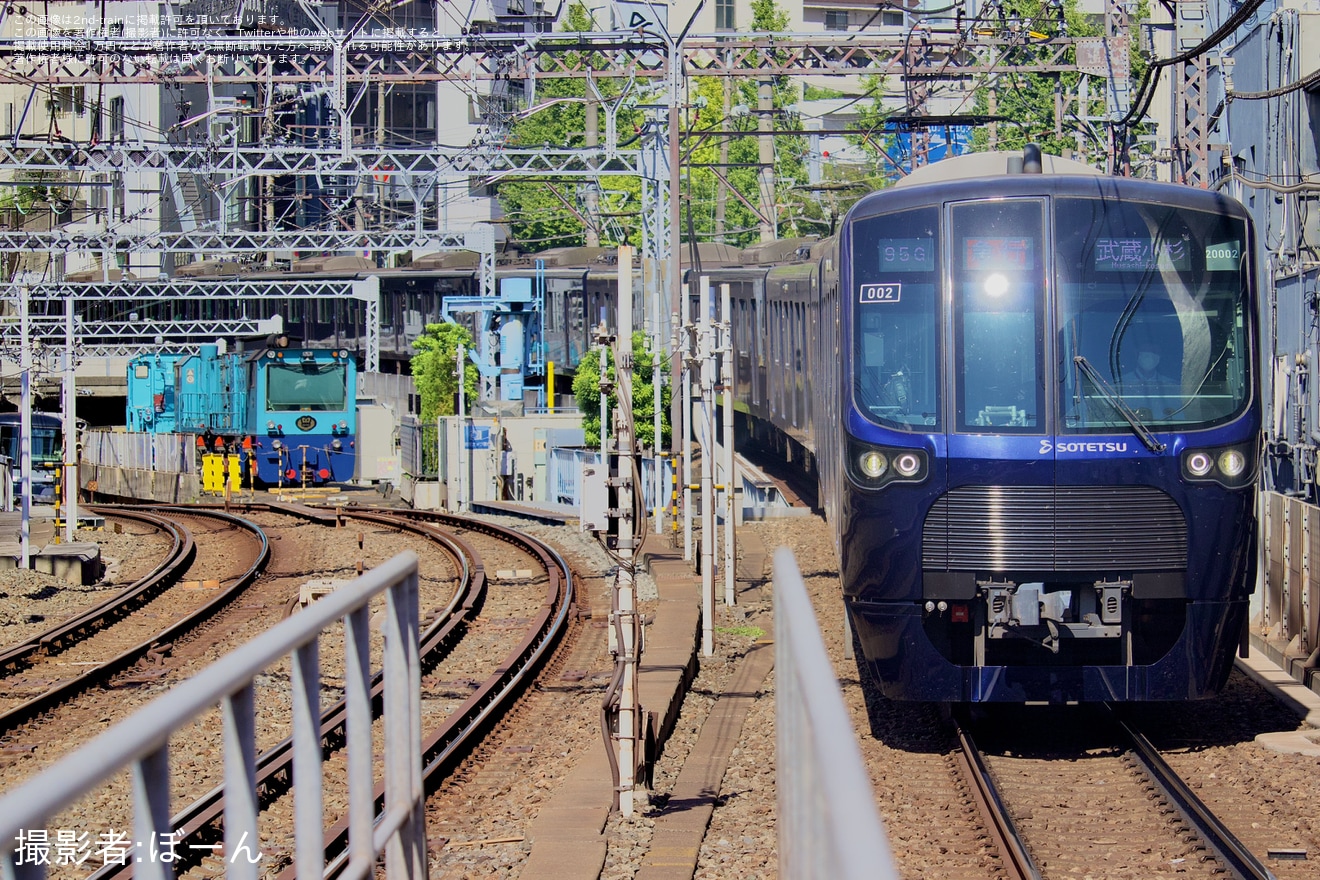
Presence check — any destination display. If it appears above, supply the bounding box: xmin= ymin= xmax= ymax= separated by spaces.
xmin=963 ymin=237 xmax=1034 ymax=271
xmin=1093 ymin=237 xmax=1194 ymax=271
xmin=878 ymin=238 xmax=934 ymax=271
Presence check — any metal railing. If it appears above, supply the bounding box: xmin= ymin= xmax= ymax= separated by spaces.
xmin=774 ymin=547 xmax=898 ymax=880
xmin=0 ymin=552 xmax=426 ymax=880
xmin=81 ymin=430 xmax=198 ymax=475
xmin=1257 ymin=490 xmax=1320 ymax=683
xmin=399 ymin=418 xmax=439 ymax=479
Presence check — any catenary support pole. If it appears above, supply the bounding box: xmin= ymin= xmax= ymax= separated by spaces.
xmin=721 ymin=283 xmax=735 ymax=606
xmin=611 ymin=245 xmax=640 ymax=816
xmin=63 ymin=293 xmax=77 ymax=543
xmin=456 ymin=344 xmax=466 ymax=513
xmin=700 ymin=276 xmax=715 ymax=657
xmin=19 ymin=286 xmax=31 ymax=570
xmin=682 ymin=287 xmax=693 ymax=563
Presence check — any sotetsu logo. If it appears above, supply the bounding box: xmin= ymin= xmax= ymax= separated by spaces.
xmin=1039 ymin=439 xmax=1130 ymax=454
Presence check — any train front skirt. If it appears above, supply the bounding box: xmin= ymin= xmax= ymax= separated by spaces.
xmin=251 ymin=435 xmax=354 ymax=484
xmin=848 ymin=597 xmax=1249 ymax=702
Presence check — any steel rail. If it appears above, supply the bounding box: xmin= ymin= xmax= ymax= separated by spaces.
xmin=1113 ymin=711 xmax=1278 ymax=880
xmin=307 ymin=510 xmax=575 ymax=880
xmin=0 ymin=507 xmax=191 ymax=674
xmin=86 ymin=507 xmax=482 ymax=880
xmin=950 ymin=710 xmax=1042 ymax=880
xmin=0 ymin=508 xmax=269 ymax=732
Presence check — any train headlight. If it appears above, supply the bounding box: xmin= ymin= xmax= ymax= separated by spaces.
xmin=849 ymin=441 xmax=927 ymax=488
xmin=338 ymin=420 xmax=348 ymax=430
xmin=266 ymin=420 xmax=276 ymax=432
xmin=272 ymin=439 xmax=282 ymax=450
xmin=860 ymin=450 xmax=888 ymax=479
xmin=332 ymin=439 xmax=343 ymax=451
xmin=1218 ymin=449 xmax=1246 ymax=477
xmin=1183 ymin=444 xmax=1255 ymax=487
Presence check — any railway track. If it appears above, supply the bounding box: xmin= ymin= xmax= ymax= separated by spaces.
xmin=0 ymin=507 xmax=269 ymax=731
xmin=952 ymin=705 xmax=1278 ymax=880
xmin=69 ymin=506 xmax=575 ymax=880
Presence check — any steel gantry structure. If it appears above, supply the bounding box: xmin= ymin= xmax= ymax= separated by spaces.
xmin=0 ymin=6 xmax=1202 ymax=362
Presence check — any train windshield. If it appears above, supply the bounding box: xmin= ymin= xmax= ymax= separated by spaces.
xmin=0 ymin=421 xmax=61 ymax=465
xmin=952 ymin=199 xmax=1047 ymax=433
xmin=265 ymin=362 xmax=348 ymax=411
xmin=1057 ymin=197 xmax=1252 ymax=432
xmin=851 ymin=206 xmax=941 ymax=429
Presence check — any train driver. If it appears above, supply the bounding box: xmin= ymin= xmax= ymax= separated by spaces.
xmin=1125 ymin=340 xmax=1180 ymax=419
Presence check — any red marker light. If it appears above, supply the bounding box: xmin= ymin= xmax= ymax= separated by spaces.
xmin=950 ymin=604 xmax=969 ymax=623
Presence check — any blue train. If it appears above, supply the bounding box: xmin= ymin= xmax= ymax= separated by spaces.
xmin=127 ymin=340 xmax=357 ymax=485
xmin=0 ymin=412 xmax=65 ymax=503
xmin=734 ymin=147 xmax=1259 ymax=702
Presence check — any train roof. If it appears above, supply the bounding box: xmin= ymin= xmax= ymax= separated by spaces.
xmin=849 ymin=144 xmax=1251 ymax=221
xmin=291 ymin=255 xmax=376 ymax=273
xmin=176 ymin=259 xmax=252 ymax=277
xmin=738 ymin=237 xmax=819 ymax=266
xmin=0 ymin=411 xmax=66 ymax=427
xmin=406 ymin=250 xmax=482 ymax=270
xmin=895 ymin=148 xmax=1102 ymax=187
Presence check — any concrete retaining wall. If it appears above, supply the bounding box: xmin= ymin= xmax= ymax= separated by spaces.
xmin=82 ymin=463 xmax=202 ymax=504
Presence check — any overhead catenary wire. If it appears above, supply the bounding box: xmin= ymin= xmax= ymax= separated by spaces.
xmin=1115 ymin=0 xmax=1268 ymax=128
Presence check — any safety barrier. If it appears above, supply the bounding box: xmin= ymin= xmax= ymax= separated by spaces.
xmin=1258 ymin=491 xmax=1320 ymax=686
xmin=81 ymin=430 xmax=198 ymax=475
xmin=0 ymin=552 xmax=426 ymax=880
xmin=774 ymin=547 xmax=898 ymax=879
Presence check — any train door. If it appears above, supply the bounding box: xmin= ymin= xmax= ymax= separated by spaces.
xmin=943 ymin=198 xmax=1052 ymax=496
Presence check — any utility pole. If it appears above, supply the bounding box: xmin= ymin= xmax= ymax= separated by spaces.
xmin=720 ymin=282 xmax=735 ymax=606
xmin=716 ymin=76 xmax=730 ymax=238
xmin=584 ymin=96 xmax=601 ymax=247
xmin=682 ymin=286 xmax=694 ymax=564
xmin=63 ymin=294 xmax=77 ymax=543
xmin=756 ymin=80 xmax=776 ymax=243
xmin=456 ymin=343 xmax=466 ymax=513
xmin=19 ymin=286 xmax=31 ymax=570
xmin=605 ymin=245 xmax=641 ymax=816
xmin=699 ymin=276 xmax=715 ymax=656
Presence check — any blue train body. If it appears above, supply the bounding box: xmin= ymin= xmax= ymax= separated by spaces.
xmin=126 ymin=342 xmax=357 ymax=485
xmin=747 ymin=149 xmax=1261 ymax=703
xmin=0 ymin=412 xmax=64 ymax=503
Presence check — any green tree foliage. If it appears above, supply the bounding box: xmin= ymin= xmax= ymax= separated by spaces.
xmin=571 ymin=331 xmax=671 ymax=450
xmin=411 ymin=322 xmax=479 ymax=420
xmin=496 ymin=2 xmax=643 ymax=248
xmin=968 ymin=0 xmax=1149 ymax=162
xmin=681 ymin=0 xmax=812 ymax=245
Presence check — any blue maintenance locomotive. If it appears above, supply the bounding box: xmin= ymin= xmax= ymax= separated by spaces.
xmin=784 ymin=147 xmax=1260 ymax=702
xmin=126 ymin=340 xmax=357 ymax=485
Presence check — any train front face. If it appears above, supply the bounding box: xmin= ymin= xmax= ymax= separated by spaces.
xmin=249 ymin=349 xmax=357 ymax=484
xmin=840 ymin=177 xmax=1259 ymax=703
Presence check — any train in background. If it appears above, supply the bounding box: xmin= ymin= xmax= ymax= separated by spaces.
xmin=0 ymin=412 xmax=66 ymax=504
xmin=127 ymin=339 xmax=357 ymax=485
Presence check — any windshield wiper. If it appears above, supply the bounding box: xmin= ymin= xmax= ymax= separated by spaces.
xmin=1073 ymin=356 xmax=1167 ymax=453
